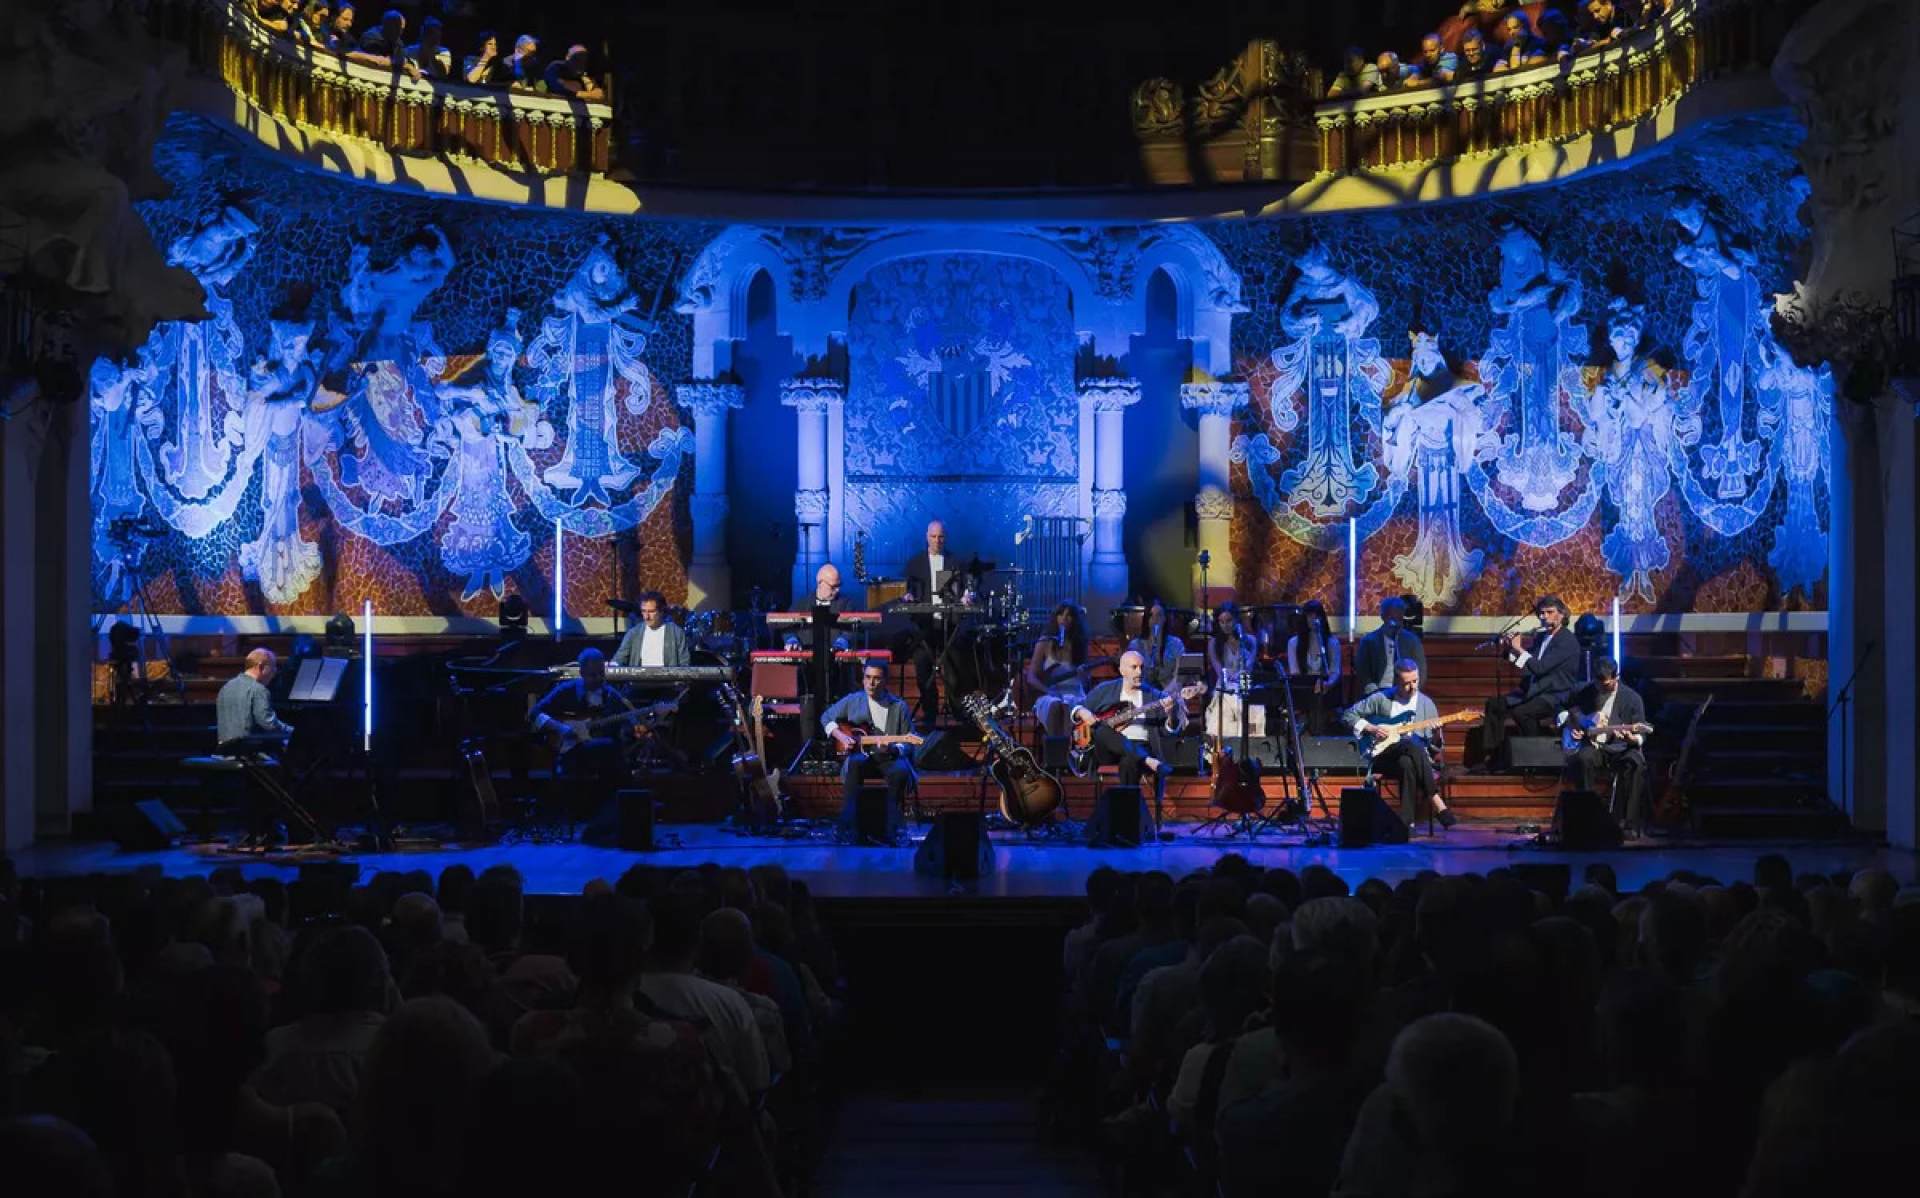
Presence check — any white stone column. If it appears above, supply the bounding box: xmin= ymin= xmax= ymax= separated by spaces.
xmin=672 ymin=381 xmax=745 ymax=610
xmin=1081 ymin=377 xmax=1141 ymax=612
xmin=781 ymin=377 xmax=843 ymax=601
xmin=1181 ymin=381 xmax=1250 ymax=602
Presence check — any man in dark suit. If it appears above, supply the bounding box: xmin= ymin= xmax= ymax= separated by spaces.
xmin=1355 ymin=596 xmax=1427 ymax=697
xmin=822 ymin=660 xmax=917 ymax=843
xmin=1560 ymin=656 xmax=1652 ymax=836
xmin=901 ymin=520 xmax=974 ymax=727
xmin=612 ymin=591 xmax=690 ymax=669
xmin=1482 ymin=594 xmax=1583 ymax=758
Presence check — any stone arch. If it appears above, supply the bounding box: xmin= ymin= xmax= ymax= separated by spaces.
xmin=676 ymin=226 xmax=794 ymax=377
xmin=1129 ymin=224 xmax=1244 ymax=377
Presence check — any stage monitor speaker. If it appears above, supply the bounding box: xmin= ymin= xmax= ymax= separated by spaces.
xmin=1085 ymin=785 xmax=1146 ymax=848
xmin=1552 ymin=790 xmax=1622 ymax=849
xmin=109 ymin=799 xmax=185 ymax=850
xmin=1245 ymin=735 xmax=1288 ymax=770
xmin=1503 ymin=736 xmax=1566 ymax=772
xmin=913 ymin=811 xmax=991 ymax=880
xmin=1159 ymin=731 xmax=1207 ymax=773
xmin=580 ymin=789 xmax=656 ymax=850
xmin=853 ymin=784 xmax=893 ymax=846
xmin=914 ymin=730 xmax=972 ymax=772
xmin=1041 ymin=735 xmax=1071 ymax=772
xmin=1338 ymin=787 xmax=1408 ymax=847
xmin=1301 ymin=736 xmax=1366 ymax=773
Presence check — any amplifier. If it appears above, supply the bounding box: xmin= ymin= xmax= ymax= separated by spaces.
xmin=1502 ymin=736 xmax=1566 ymax=772
xmin=1299 ymin=735 xmax=1366 ymax=773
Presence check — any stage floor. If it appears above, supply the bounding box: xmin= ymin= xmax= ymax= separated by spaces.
xmin=13 ymin=821 xmax=1914 ymax=901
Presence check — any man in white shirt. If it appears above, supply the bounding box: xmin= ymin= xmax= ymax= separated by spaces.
xmin=639 ymin=891 xmax=771 ymax=1095
xmin=613 ymin=590 xmax=689 ymax=669
xmin=1482 ymin=594 xmax=1582 ymax=758
xmin=903 ymin=520 xmax=975 ymax=727
xmin=1344 ymin=660 xmax=1456 ymax=828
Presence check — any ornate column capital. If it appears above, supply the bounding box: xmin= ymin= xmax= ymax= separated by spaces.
xmin=1079 ymin=377 xmax=1144 ymax=411
xmin=1180 ymin=381 xmax=1251 ymax=417
xmin=1194 ymin=486 xmax=1236 ymax=520
xmin=794 ymin=489 xmax=830 ymax=522
xmin=1091 ymin=488 xmax=1129 ymax=518
xmin=779 ymin=377 xmax=845 ymax=412
xmin=673 ymin=380 xmax=745 ymax=419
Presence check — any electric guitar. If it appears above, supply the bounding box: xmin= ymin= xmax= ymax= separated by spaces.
xmin=546 ymin=695 xmax=679 ymax=750
xmin=1070 ymin=682 xmax=1207 ymax=775
xmin=832 ymin=727 xmax=926 ymax=756
xmin=1561 ymin=717 xmax=1654 ymax=753
xmin=1356 ymin=709 xmax=1479 ymax=759
xmin=720 ymin=683 xmax=783 ymax=825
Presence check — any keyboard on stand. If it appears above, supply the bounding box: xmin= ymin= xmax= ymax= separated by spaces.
xmin=547 ymin=664 xmax=735 ymax=684
xmin=764 ymin=610 xmax=883 ymax=629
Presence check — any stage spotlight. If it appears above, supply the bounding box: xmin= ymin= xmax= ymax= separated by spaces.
xmin=1574 ymin=613 xmax=1606 ymax=652
xmin=1398 ymin=595 xmax=1425 ymax=632
xmin=324 ymin=613 xmax=356 ymax=654
xmin=499 ymin=593 xmax=530 ymax=642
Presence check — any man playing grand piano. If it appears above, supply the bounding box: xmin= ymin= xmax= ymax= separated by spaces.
xmin=613 ymin=590 xmax=690 ymax=669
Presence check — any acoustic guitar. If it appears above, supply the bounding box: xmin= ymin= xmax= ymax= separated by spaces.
xmin=961 ymin=691 xmax=1064 ymax=825
xmin=1356 ymin=708 xmax=1479 ymax=760
xmin=1070 ymin=682 xmax=1207 ymax=776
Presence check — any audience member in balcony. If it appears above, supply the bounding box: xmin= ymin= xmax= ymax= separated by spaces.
xmin=1457 ymin=29 xmax=1497 ymax=78
xmin=1418 ymin=33 xmax=1459 ymax=84
xmin=506 ymin=34 xmax=543 ymax=89
xmin=294 ymin=1 xmax=331 ymax=45
xmin=326 ymin=2 xmax=357 ymax=51
xmin=545 ymin=44 xmax=606 ymax=102
xmin=1536 ymin=7 xmax=1577 ymax=57
xmin=1574 ymin=0 xmax=1639 ymax=48
xmin=255 ymin=0 xmax=293 ymax=34
xmin=349 ymin=9 xmax=422 ymax=80
xmin=1374 ymin=52 xmax=1407 ymax=90
xmin=464 ymin=31 xmax=507 ymax=86
xmin=1325 ymin=46 xmax=1384 ymax=98
xmin=1492 ymin=11 xmax=1550 ymax=72
xmin=408 ymin=15 xmax=453 ymax=81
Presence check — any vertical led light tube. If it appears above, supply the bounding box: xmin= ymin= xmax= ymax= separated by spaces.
xmin=1347 ymin=518 xmax=1358 ymax=636
xmin=1612 ymin=595 xmax=1622 ymax=666
xmin=362 ymin=599 xmax=373 ymax=754
xmin=552 ymin=524 xmax=564 ymax=641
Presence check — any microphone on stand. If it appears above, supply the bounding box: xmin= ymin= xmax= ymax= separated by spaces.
xmin=605 ymin=598 xmax=640 ymax=614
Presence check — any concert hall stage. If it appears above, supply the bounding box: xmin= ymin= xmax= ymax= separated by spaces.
xmin=14 ymin=822 xmax=1912 ymax=908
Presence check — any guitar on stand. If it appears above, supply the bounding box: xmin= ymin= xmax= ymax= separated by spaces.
xmin=1209 ymin=672 xmax=1264 ymax=818
xmin=720 ymin=683 xmax=784 ymax=830
xmin=961 ymin=691 xmax=1063 ymax=825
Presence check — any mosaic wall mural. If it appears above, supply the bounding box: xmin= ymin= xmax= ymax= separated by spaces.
xmin=91 ymin=115 xmax=709 ymax=621
xmin=92 ymin=112 xmax=1827 ymax=621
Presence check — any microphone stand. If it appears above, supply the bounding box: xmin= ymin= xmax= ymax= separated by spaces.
xmin=1827 ymin=638 xmax=1876 ymax=818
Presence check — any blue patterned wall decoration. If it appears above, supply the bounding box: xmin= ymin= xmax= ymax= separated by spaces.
xmin=843 ymin=254 xmax=1081 ymax=566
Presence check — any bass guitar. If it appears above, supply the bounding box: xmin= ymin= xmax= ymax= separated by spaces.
xmin=1561 ymin=718 xmax=1654 ymax=753
xmin=720 ymin=683 xmax=782 ymax=826
xmin=960 ymin=691 xmax=1064 ymax=825
xmin=1357 ymin=709 xmax=1479 ymax=760
xmin=1070 ymin=682 xmax=1207 ymax=776
xmin=546 ymin=695 xmax=680 ymax=750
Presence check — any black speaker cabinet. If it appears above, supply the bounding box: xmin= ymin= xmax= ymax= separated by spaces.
xmin=1301 ymin=735 xmax=1366 ymax=773
xmin=914 ymin=730 xmax=973 ymax=772
xmin=1503 ymin=736 xmax=1567 ymax=772
xmin=1552 ymin=790 xmax=1622 ymax=849
xmin=1338 ymin=786 xmax=1408 ymax=847
xmin=109 ymin=799 xmax=186 ymax=850
xmin=1085 ymin=785 xmax=1146 ymax=847
xmin=1159 ymin=731 xmax=1207 ymax=773
xmin=853 ymin=784 xmax=893 ymax=846
xmin=1041 ymin=735 xmax=1071 ymax=772
xmin=913 ymin=811 xmax=990 ymax=880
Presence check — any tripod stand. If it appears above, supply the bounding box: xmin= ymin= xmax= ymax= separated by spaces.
xmin=104 ymin=519 xmax=183 ymax=708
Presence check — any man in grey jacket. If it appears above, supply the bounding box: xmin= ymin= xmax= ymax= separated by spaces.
xmin=1343 ymin=658 xmax=1456 ymax=828
xmin=613 ymin=591 xmax=690 ymax=669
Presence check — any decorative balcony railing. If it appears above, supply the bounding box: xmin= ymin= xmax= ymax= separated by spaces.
xmin=158 ymin=0 xmax=611 ymax=177
xmin=1133 ymin=0 xmax=1797 ymax=186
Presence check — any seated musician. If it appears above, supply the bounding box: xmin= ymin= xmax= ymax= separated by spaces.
xmin=783 ymin=563 xmax=851 ymax=653
xmin=528 ymin=648 xmax=636 ymax=817
xmin=1559 ymin=656 xmax=1652 ymax=838
xmin=822 ymin=660 xmax=915 ymax=843
xmin=1286 ymin=599 xmax=1343 ymax=732
xmin=1203 ymin=603 xmax=1265 ymax=745
xmin=612 ymin=590 xmax=689 ymax=669
xmin=215 ymin=648 xmax=297 ymax=847
xmin=1343 ymin=659 xmax=1457 ymax=829
xmin=1028 ymin=603 xmax=1091 ymax=739
xmin=1126 ymin=598 xmax=1185 ymax=691
xmin=1482 ymin=594 xmax=1581 ymax=760
xmin=1071 ymin=650 xmax=1185 ymax=805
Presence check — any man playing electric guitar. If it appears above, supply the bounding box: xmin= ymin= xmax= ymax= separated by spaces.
xmin=1071 ymin=650 xmax=1190 ymax=821
xmin=822 ymin=660 xmax=917 ymax=844
xmin=528 ymin=648 xmax=635 ymax=819
xmin=1559 ymin=656 xmax=1653 ymax=838
xmin=1343 ymin=658 xmax=1458 ymax=830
